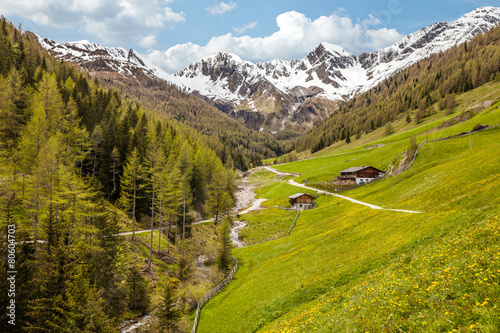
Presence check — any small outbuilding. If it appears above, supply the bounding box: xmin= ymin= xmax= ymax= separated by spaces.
xmin=336 ymin=166 xmax=385 ymax=185
xmin=289 ymin=193 xmax=315 ymax=210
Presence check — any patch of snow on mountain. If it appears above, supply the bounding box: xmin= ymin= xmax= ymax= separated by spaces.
xmin=32 ymin=6 xmax=500 ymax=112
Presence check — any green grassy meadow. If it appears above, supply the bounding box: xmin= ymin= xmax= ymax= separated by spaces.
xmin=267 ymin=81 xmax=500 ymax=165
xmin=195 ymin=85 xmax=500 ymax=332
xmin=272 ymin=98 xmax=500 ymax=184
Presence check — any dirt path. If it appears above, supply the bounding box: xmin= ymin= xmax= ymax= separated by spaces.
xmin=233 ymin=174 xmax=268 ymax=215
xmin=238 ymin=198 xmax=268 ymax=215
xmin=288 ymin=179 xmax=423 ymax=213
xmin=264 ymin=166 xmax=422 ymax=213
xmin=115 ymin=226 xmax=173 ymax=236
xmin=264 ymin=166 xmax=296 ymax=176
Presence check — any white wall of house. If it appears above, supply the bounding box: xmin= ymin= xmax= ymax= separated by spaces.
xmin=356 ymin=177 xmax=376 ymax=184
xmin=291 ymin=203 xmax=314 ymax=210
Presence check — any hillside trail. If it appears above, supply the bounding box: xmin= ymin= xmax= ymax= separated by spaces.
xmin=264 ymin=166 xmax=423 ymax=214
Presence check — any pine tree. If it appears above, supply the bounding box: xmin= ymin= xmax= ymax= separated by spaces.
xmin=58 ymin=164 xmax=95 ymax=247
xmin=157 ymin=283 xmax=180 ymax=330
xmin=191 ymin=146 xmax=208 ymax=210
xmin=35 ymin=73 xmax=66 ymax=135
xmin=409 ymin=136 xmax=418 ymax=153
xmin=62 ymin=266 xmax=115 ymax=332
xmin=125 ymin=262 xmax=150 ymax=314
xmin=445 ymin=93 xmax=456 ymax=115
xmin=0 ymin=71 xmax=22 ymax=155
xmin=406 ymin=112 xmax=411 ymax=123
xmin=35 ymin=135 xmax=64 ymax=251
xmin=217 ymin=220 xmax=233 ymax=274
xmin=385 ymin=122 xmax=393 ymax=135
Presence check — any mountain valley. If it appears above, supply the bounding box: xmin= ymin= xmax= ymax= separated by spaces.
xmin=1 ymin=4 xmax=500 ymax=333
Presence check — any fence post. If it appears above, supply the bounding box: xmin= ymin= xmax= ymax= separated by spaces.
xmin=192 ymin=209 xmax=301 ymax=331
xmin=191 ymin=258 xmax=239 ymax=333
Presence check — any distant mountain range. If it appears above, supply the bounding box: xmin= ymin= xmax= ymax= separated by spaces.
xmin=32 ymin=6 xmax=500 ymax=133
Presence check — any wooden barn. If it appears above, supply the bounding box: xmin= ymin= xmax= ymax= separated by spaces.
xmin=288 ymin=193 xmax=315 ymax=210
xmin=336 ymin=166 xmax=385 ymax=185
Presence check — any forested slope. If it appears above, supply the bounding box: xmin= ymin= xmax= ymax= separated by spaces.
xmin=0 ymin=18 xmax=235 ymax=331
xmin=86 ymin=60 xmax=286 ymax=171
xmin=296 ymin=25 xmax=500 ymax=153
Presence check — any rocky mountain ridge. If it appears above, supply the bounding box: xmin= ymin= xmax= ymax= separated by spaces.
xmin=33 ymin=6 xmax=500 ymax=133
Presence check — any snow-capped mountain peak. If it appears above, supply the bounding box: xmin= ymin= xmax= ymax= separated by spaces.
xmin=319 ymin=42 xmax=350 ymax=56
xmin=32 ymin=7 xmax=500 ymax=133
xmin=30 ymin=32 xmax=175 ymax=81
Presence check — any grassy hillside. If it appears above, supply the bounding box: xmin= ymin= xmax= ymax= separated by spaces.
xmin=295 ymin=25 xmax=500 ymax=154
xmin=267 ymin=80 xmax=500 ymax=165
xmin=196 ymin=123 xmax=500 ymax=331
xmin=272 ymin=87 xmax=500 ymax=184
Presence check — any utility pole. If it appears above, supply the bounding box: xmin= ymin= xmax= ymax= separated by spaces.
xmin=381 ymin=151 xmax=383 ymax=169
xmin=426 ymin=126 xmax=429 ymax=144
xmin=469 ymin=131 xmax=472 ymax=152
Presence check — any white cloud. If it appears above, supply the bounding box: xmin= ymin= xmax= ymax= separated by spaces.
xmin=365 ymin=28 xmax=403 ymax=50
xmin=139 ymin=35 xmax=157 ymax=48
xmin=147 ymin=10 xmax=403 ymax=73
xmin=206 ymin=2 xmax=238 ymax=15
xmin=0 ymin=0 xmax=185 ymax=44
xmin=233 ymin=21 xmax=257 ymax=34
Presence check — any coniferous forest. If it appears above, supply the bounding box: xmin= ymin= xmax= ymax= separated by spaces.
xmin=0 ymin=18 xmax=239 ymax=332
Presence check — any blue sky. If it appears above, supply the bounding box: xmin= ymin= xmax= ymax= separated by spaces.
xmin=1 ymin=0 xmax=499 ymax=72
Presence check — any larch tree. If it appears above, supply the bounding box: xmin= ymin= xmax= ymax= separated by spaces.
xmin=0 ymin=70 xmax=22 ymax=155
xmin=146 ymin=134 xmax=165 ymax=274
xmin=17 ymin=72 xmax=66 ymax=248
xmin=177 ymin=142 xmax=193 ymax=258
xmin=119 ymin=148 xmax=144 ymax=240
xmin=64 ymin=98 xmax=89 ymax=168
xmin=216 ymin=220 xmax=232 ymax=274
xmin=163 ymin=157 xmax=183 ymax=253
xmin=207 ymin=162 xmax=234 ymax=225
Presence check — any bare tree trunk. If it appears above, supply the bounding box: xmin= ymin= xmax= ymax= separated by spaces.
xmin=54 ymin=204 xmax=59 ymax=244
xmin=68 ymin=194 xmax=75 ymax=246
xmin=48 ymin=161 xmax=54 ymax=251
xmin=108 ymin=155 xmax=117 ymax=200
xmin=167 ymin=219 xmax=171 ymax=254
xmin=66 ymin=112 xmax=72 ymax=166
xmin=92 ymin=146 xmax=98 ymax=176
xmin=182 ymin=172 xmax=186 ymax=259
xmin=34 ymin=193 xmax=39 ymax=252
xmin=148 ymin=162 xmax=156 ymax=275
xmin=132 ymin=177 xmax=136 ymax=241
xmin=158 ymin=184 xmax=162 ymax=251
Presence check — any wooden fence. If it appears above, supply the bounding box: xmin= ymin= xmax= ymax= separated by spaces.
xmin=244 ymin=210 xmax=300 ymax=246
xmin=191 ymin=210 xmax=300 ymax=332
xmin=405 ymin=124 xmax=499 ymax=172
xmin=191 ymin=258 xmax=239 ymax=333
xmin=286 ymin=210 xmax=300 ymax=236
xmin=404 ymin=141 xmax=425 ymax=172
